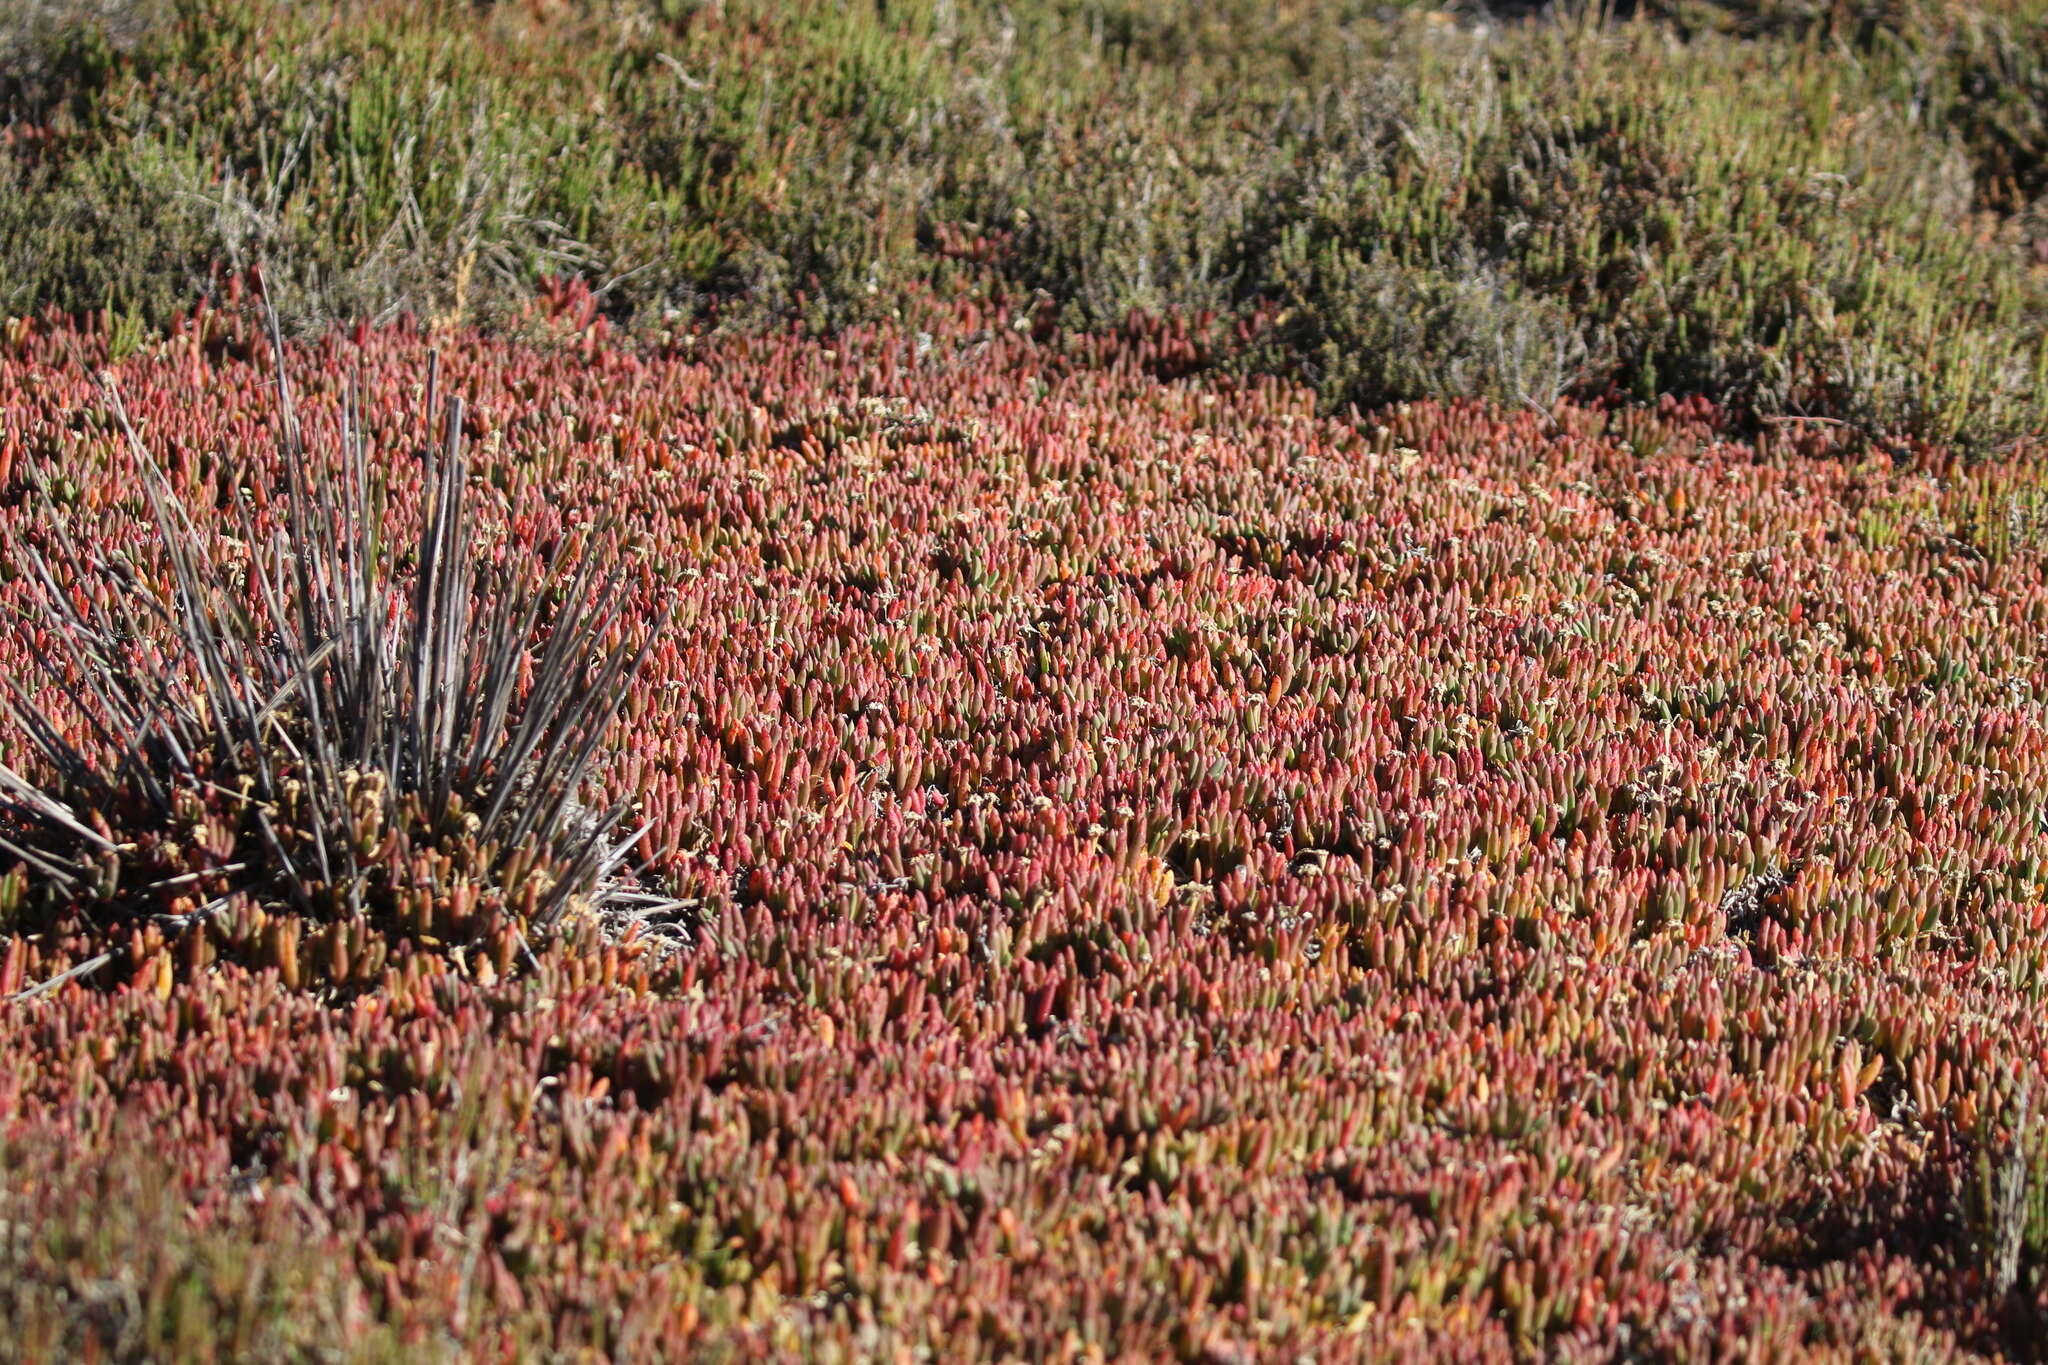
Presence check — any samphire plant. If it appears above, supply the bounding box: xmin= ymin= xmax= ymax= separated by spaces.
xmin=0 ymin=309 xmax=676 ymax=998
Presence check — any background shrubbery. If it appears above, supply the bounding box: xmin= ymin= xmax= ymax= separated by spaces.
xmin=3 ymin=0 xmax=2047 ymax=446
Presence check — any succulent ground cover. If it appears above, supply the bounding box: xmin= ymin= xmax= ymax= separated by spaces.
xmin=7 ymin=1 xmax=2048 ymax=1361
xmin=0 ymin=297 xmax=2046 ymax=1359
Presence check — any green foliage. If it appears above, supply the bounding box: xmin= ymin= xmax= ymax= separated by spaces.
xmin=0 ymin=1133 xmax=418 ymax=1363
xmin=2 ymin=0 xmax=2047 ymax=444
xmin=1946 ymin=462 xmax=2048 ymax=563
xmin=1965 ymin=1082 xmax=2048 ymax=1300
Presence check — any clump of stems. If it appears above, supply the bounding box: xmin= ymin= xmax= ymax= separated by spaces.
xmin=0 ymin=309 xmax=675 ymax=977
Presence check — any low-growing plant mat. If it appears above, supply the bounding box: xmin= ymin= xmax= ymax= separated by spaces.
xmin=4 ymin=308 xmax=2048 ymax=1359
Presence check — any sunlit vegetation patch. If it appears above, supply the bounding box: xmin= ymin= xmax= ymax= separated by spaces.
xmin=0 ymin=309 xmax=2045 ymax=1356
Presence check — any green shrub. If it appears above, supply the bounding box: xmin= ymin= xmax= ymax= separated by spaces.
xmin=2 ymin=0 xmax=2045 ymax=445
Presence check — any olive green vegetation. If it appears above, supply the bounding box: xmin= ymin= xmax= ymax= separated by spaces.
xmin=3 ymin=0 xmax=2047 ymax=447
xmin=0 ymin=1134 xmax=420 ymax=1364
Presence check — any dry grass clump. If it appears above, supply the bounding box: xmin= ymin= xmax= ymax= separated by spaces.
xmin=0 ymin=312 xmax=675 ymax=999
